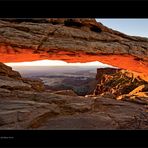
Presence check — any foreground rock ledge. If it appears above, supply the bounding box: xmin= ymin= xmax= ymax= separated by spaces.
xmin=0 ymin=18 xmax=148 ymax=74
xmin=0 ymin=62 xmax=148 ymax=129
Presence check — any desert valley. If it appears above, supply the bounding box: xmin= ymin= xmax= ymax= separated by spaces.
xmin=0 ymin=18 xmax=148 ymax=129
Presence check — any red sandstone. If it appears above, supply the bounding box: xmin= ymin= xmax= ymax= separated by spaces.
xmin=0 ymin=49 xmax=148 ymax=76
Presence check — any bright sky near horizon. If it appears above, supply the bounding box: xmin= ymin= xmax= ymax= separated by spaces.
xmin=96 ymin=19 xmax=148 ymax=38
xmin=5 ymin=60 xmax=114 ymax=68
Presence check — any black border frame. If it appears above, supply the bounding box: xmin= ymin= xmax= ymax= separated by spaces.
xmin=0 ymin=130 xmax=148 ymax=147
xmin=0 ymin=0 xmax=148 ymax=18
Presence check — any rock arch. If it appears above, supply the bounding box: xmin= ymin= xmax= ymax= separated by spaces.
xmin=0 ymin=18 xmax=147 ymax=74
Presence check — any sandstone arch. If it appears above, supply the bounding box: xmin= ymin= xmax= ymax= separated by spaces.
xmin=0 ymin=18 xmax=147 ymax=74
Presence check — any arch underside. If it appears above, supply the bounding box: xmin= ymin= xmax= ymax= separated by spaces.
xmin=0 ymin=48 xmax=148 ymax=76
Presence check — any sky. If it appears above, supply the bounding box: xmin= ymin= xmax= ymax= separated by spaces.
xmin=5 ymin=60 xmax=114 ymax=68
xmin=96 ymin=19 xmax=148 ymax=38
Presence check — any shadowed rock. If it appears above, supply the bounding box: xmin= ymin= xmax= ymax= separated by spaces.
xmin=0 ymin=62 xmax=21 ymax=79
xmin=0 ymin=62 xmax=45 ymax=92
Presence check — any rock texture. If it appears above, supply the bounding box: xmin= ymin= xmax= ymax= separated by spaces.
xmin=0 ymin=62 xmax=21 ymax=79
xmin=93 ymin=68 xmax=148 ymax=105
xmin=0 ymin=19 xmax=148 ymax=129
xmin=0 ymin=18 xmax=148 ymax=74
xmin=0 ymin=62 xmax=147 ymax=129
xmin=38 ymin=97 xmax=148 ymax=130
xmin=0 ymin=62 xmax=45 ymax=92
xmin=0 ymin=91 xmax=148 ymax=130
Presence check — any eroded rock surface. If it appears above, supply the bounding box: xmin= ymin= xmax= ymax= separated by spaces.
xmin=0 ymin=92 xmax=147 ymax=129
xmin=38 ymin=97 xmax=148 ymax=130
xmin=0 ymin=19 xmax=148 ymax=74
xmin=0 ymin=62 xmax=45 ymax=92
xmin=0 ymin=63 xmax=147 ymax=130
xmin=0 ymin=62 xmax=21 ymax=79
xmin=0 ymin=99 xmax=60 ymax=129
xmin=93 ymin=68 xmax=148 ymax=105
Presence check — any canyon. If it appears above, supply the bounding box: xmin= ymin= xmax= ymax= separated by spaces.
xmin=0 ymin=18 xmax=148 ymax=129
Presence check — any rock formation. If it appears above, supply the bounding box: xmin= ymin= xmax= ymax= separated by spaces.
xmin=0 ymin=62 xmax=45 ymax=92
xmin=94 ymin=68 xmax=148 ymax=105
xmin=0 ymin=62 xmax=21 ymax=79
xmin=0 ymin=18 xmax=147 ymax=75
xmin=0 ymin=62 xmax=147 ymax=129
xmin=0 ymin=19 xmax=148 ymax=129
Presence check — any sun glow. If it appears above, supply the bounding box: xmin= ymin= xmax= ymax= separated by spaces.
xmin=5 ymin=59 xmax=114 ymax=67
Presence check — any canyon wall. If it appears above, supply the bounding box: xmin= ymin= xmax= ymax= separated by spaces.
xmin=94 ymin=68 xmax=148 ymax=104
xmin=0 ymin=62 xmax=45 ymax=92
